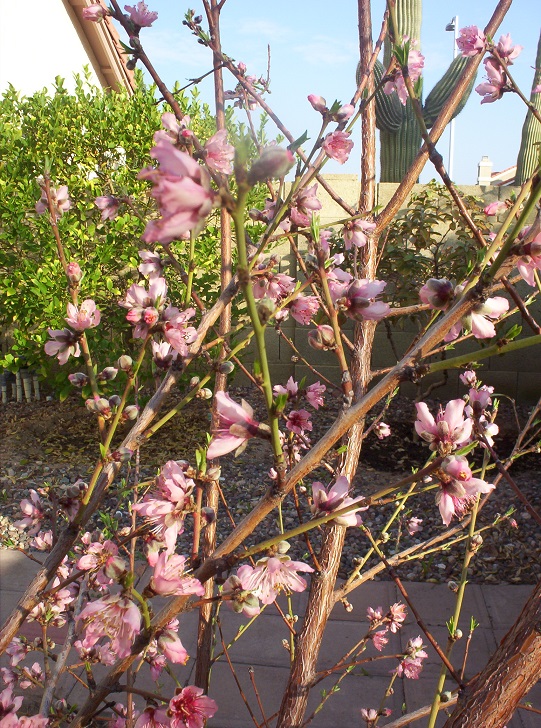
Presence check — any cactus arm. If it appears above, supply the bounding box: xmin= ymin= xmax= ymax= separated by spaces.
xmin=423 ymin=55 xmax=477 ymax=129
xmin=371 ymin=59 xmax=404 ymax=132
xmin=515 ymin=30 xmax=541 ymax=185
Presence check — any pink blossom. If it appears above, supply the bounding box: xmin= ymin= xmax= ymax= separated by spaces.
xmin=415 ymin=399 xmax=472 ymax=454
xmin=77 ymin=593 xmax=141 ymax=659
xmin=307 ymin=94 xmax=327 ymax=113
xmin=337 ymin=279 xmax=390 ymax=322
xmin=496 ymin=34 xmax=522 ymax=64
xmin=151 ymin=340 xmax=177 ymax=369
xmin=374 ymin=422 xmax=391 ymax=439
xmin=252 ymin=269 xmax=295 ymax=301
xmin=14 ymin=490 xmax=44 ymax=534
xmin=35 ymin=184 xmax=71 ymax=217
xmin=155 ymin=112 xmax=192 ymax=145
xmin=290 ymin=295 xmax=320 ymax=325
xmin=476 ymin=58 xmax=506 ymax=103
xmin=65 ymin=299 xmax=101 ymax=331
xmin=516 ymin=233 xmax=541 ymax=286
xmin=388 ymin=602 xmax=407 ymax=632
xmin=437 ymin=455 xmax=494 ymax=525
xmin=306 ymin=381 xmax=326 ymax=409
xmin=444 ymin=294 xmax=509 ymax=341
xmin=371 ymin=630 xmax=389 ymax=652
xmin=483 ymin=200 xmax=506 ymax=216
xmin=120 ymin=277 xmax=167 ymax=338
xmin=533 ymin=84 xmax=541 ymax=94
xmin=156 ymin=619 xmax=189 ymax=664
xmin=322 ymin=130 xmax=353 ymax=164
xmin=222 ymin=567 xmax=261 ymax=617
xmin=419 ymin=278 xmax=454 ymax=309
xmin=468 ymin=385 xmax=494 ymax=415
xmin=406 ymin=516 xmax=423 ymax=535
xmin=456 ymin=26 xmax=486 ymax=56
xmin=124 ymin=2 xmax=158 ymax=27
xmin=460 ymin=370 xmax=478 ymax=387
xmin=360 ymin=707 xmax=379 ymax=724
xmin=0 ymin=686 xmax=23 ymax=725
xmin=163 ymin=306 xmax=197 ymax=356
xmin=290 ymin=184 xmax=322 ymax=227
xmin=207 ymin=391 xmax=260 ymax=459
xmin=273 ymin=376 xmax=299 ymax=399
xmin=135 ymin=706 xmax=170 ymax=728
xmin=311 ymin=475 xmax=366 ymax=526
xmin=133 ymin=461 xmax=195 ymax=554
xmin=394 ymin=636 xmax=428 ymax=679
xmin=149 ymin=552 xmax=204 ymax=597
xmin=169 ymin=686 xmax=217 ymax=728
xmin=286 ymin=409 xmax=312 ymax=435
xmin=140 ymin=139 xmax=214 ymax=243
xmin=77 ymin=539 xmax=126 ymax=583
xmin=6 ymin=637 xmax=28 ymax=667
xmin=18 ymin=717 xmax=50 ymax=728
xmin=384 ymin=44 xmax=424 ymax=105
xmin=342 ymin=219 xmax=376 ymax=249
xmin=82 ymin=4 xmax=108 ymax=22
xmin=95 ymin=195 xmax=120 ymax=221
xmin=138 ymin=250 xmax=163 ymax=279
xmin=247 ymin=146 xmax=295 ymax=185
xmin=241 ymin=556 xmax=314 ymax=605
xmin=204 ymin=129 xmax=234 ymax=175
xmin=134 ymin=705 xmax=171 ymax=728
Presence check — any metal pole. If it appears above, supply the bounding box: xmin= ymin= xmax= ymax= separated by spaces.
xmin=447 ymin=16 xmax=459 ymax=180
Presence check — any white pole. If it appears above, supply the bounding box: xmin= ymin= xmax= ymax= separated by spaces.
xmin=448 ymin=16 xmax=459 ymax=181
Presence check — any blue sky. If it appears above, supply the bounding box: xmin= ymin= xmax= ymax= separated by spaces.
xmin=128 ymin=1 xmax=540 ymax=184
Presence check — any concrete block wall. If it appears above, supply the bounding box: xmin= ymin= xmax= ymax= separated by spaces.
xmin=237 ymin=177 xmax=540 ymax=404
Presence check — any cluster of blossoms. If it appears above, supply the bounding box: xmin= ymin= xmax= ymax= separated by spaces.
xmin=515 ymin=229 xmax=541 ymax=287
xmin=0 ymin=685 xmax=48 ymax=727
xmin=224 ymin=545 xmax=314 ymax=610
xmin=44 ymin=297 xmax=101 ymax=365
xmin=457 ymin=25 xmax=525 ymax=104
xmin=419 ymin=278 xmax=509 ymax=341
xmin=35 ymin=181 xmax=71 ymax=218
xmin=223 ymin=60 xmax=271 ymax=110
xmin=83 ymin=2 xmax=158 ymax=28
xmin=415 ymin=397 xmax=495 ymax=524
xmin=383 ymin=38 xmax=425 ymax=106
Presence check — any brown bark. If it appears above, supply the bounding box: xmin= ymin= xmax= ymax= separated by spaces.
xmin=444 ymin=582 xmax=541 ymax=728
xmin=275 ymin=5 xmax=378 ymax=723
xmin=194 ymin=0 xmax=232 ymax=691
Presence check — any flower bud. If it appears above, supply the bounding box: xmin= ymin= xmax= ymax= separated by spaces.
xmin=419 ymin=278 xmax=455 ymax=310
xmin=206 ymin=466 xmax=221 ymax=481
xmin=68 ymin=372 xmax=89 ymax=387
xmin=123 ymin=405 xmax=139 ymax=421
xmin=307 ymin=94 xmax=328 ymax=113
xmin=85 ymin=397 xmax=111 ymax=417
xmin=103 ymin=556 xmax=128 ymax=581
xmin=201 ymin=507 xmax=216 ymax=525
xmin=308 ymin=324 xmax=336 ymax=351
xmin=257 ymin=297 xmax=276 ymax=324
xmin=110 ymin=447 xmax=133 ymax=463
xmin=189 ymin=376 xmax=200 ymax=388
xmin=218 ymin=361 xmax=235 ymax=375
xmin=332 ymin=103 xmax=355 ymax=122
xmin=109 ymin=395 xmax=121 ymax=407
xmin=440 ymin=691 xmax=453 ymax=703
xmin=117 ymin=355 xmax=133 ymax=371
xmin=277 ymin=540 xmax=290 ymax=554
xmin=66 ymin=261 xmax=82 ymax=283
xmin=247 ymin=146 xmax=295 ymax=185
xmin=197 ymin=388 xmax=213 ymax=400
xmin=97 ymin=367 xmax=118 ymax=381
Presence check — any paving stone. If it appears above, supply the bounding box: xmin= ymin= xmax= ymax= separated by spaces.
xmin=399 ymin=582 xmax=490 ymax=627
xmin=482 ymin=584 xmax=534 ymax=629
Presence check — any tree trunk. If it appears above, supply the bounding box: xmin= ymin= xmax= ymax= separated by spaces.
xmin=444 ymin=582 xmax=541 ymax=728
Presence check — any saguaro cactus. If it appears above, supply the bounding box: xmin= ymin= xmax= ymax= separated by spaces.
xmin=515 ymin=30 xmax=541 ymax=185
xmin=371 ymin=0 xmax=475 ymax=182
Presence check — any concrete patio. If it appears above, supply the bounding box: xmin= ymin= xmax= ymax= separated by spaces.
xmin=0 ymin=548 xmax=539 ymax=727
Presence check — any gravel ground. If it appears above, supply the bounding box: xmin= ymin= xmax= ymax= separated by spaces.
xmin=0 ymin=388 xmax=540 ymax=585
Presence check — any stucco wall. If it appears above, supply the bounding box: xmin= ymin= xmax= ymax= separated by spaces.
xmin=0 ymin=0 xmax=100 ymax=96
xmin=240 ymin=178 xmax=539 ymax=404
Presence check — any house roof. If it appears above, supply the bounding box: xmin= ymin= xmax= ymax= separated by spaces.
xmin=62 ymin=0 xmax=135 ymax=94
xmin=491 ymin=165 xmax=517 ymax=186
